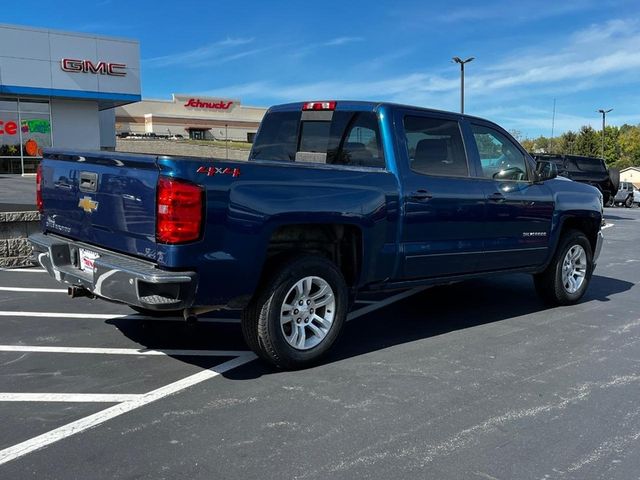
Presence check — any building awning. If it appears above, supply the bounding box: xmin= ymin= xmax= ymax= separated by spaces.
xmin=185 ymin=126 xmax=212 ymax=131
xmin=0 ymin=84 xmax=141 ymax=110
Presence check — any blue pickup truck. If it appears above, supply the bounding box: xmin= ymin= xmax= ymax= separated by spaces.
xmin=30 ymin=101 xmax=604 ymax=368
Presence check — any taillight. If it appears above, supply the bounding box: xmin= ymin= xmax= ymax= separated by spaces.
xmin=156 ymin=176 xmax=204 ymax=244
xmin=36 ymin=163 xmax=43 ymax=213
xmin=302 ymin=101 xmax=336 ymax=111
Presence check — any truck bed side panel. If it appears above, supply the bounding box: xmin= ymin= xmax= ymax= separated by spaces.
xmin=155 ymin=157 xmax=400 ymax=307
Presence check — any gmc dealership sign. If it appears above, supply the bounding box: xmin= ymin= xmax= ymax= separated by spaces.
xmin=60 ymin=58 xmax=127 ymax=76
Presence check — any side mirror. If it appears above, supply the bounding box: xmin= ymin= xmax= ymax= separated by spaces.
xmin=535 ymin=160 xmax=558 ymax=182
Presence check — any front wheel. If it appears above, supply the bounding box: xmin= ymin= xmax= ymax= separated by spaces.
xmin=625 ymin=196 xmax=633 ymax=208
xmin=533 ymin=230 xmax=593 ymax=305
xmin=241 ymin=255 xmax=348 ymax=369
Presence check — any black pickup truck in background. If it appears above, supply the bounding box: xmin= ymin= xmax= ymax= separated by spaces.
xmin=533 ymin=154 xmax=619 ymax=206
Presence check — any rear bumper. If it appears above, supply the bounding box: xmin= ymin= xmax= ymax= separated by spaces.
xmin=29 ymin=233 xmax=197 ymax=311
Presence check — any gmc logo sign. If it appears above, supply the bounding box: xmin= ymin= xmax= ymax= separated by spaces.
xmin=60 ymin=58 xmax=127 ymax=76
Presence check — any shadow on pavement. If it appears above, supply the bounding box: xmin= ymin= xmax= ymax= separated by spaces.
xmin=107 ymin=273 xmax=633 ymax=377
xmin=603 ymin=214 xmax=636 ymax=220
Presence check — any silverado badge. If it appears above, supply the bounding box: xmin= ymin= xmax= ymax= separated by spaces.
xmin=78 ymin=196 xmax=99 ymax=213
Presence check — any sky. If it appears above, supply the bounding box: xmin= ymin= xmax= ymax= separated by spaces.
xmin=4 ymin=0 xmax=640 ymax=138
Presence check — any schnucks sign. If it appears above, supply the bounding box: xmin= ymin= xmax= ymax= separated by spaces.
xmin=174 ymin=95 xmax=239 ymax=111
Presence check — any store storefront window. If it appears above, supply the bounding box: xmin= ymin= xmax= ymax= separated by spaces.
xmin=0 ymin=98 xmax=52 ymax=174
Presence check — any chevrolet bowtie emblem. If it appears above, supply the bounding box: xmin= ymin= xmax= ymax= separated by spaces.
xmin=78 ymin=196 xmax=99 ymax=213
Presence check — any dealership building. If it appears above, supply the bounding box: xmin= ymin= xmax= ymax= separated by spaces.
xmin=115 ymin=94 xmax=266 ymax=142
xmin=0 ymin=23 xmax=141 ymax=174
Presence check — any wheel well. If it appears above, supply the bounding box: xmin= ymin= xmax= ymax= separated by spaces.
xmin=263 ymin=224 xmax=363 ymax=286
xmin=560 ymin=216 xmax=600 ymax=254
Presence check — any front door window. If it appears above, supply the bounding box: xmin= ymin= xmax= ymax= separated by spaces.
xmin=472 ymin=124 xmax=529 ymax=181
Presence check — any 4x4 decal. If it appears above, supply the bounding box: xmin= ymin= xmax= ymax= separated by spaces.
xmin=196 ymin=166 xmax=241 ymax=178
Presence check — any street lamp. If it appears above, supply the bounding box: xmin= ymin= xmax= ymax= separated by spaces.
xmin=597 ymin=108 xmax=613 ymax=160
xmin=452 ymin=56 xmax=474 ymax=114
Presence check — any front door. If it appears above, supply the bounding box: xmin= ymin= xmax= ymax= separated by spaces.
xmin=397 ymin=112 xmax=487 ymax=279
xmin=468 ymin=122 xmax=554 ymax=270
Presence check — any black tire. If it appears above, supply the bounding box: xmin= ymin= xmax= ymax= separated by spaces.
xmin=241 ymin=255 xmax=348 ymax=370
xmin=609 ymin=168 xmax=620 ymax=193
xmin=625 ymin=195 xmax=633 ymax=208
xmin=533 ymin=230 xmax=593 ymax=306
xmin=604 ymin=195 xmax=614 ymax=207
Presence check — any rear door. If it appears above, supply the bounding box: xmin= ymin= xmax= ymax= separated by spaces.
xmin=394 ymin=110 xmax=487 ymax=279
xmin=41 ymin=150 xmax=159 ymax=261
xmin=467 ymin=121 xmax=554 ymax=270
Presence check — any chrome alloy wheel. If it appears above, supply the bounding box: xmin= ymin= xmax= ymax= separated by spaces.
xmin=561 ymin=244 xmax=588 ymax=294
xmin=280 ymin=276 xmax=336 ymax=350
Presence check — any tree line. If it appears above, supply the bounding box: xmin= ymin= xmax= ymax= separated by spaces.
xmin=511 ymin=124 xmax=640 ymax=169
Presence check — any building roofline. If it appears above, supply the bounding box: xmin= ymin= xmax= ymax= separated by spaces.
xmin=0 ymin=22 xmax=139 ymax=44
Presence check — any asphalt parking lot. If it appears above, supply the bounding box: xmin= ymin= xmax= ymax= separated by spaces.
xmin=0 ymin=209 xmax=639 ymax=479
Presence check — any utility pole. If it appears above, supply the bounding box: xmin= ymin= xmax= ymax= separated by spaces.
xmin=597 ymin=108 xmax=613 ymax=160
xmin=452 ymin=56 xmax=474 ymax=114
xmin=225 ymin=124 xmax=229 ymax=160
xmin=550 ymin=98 xmax=556 ymax=153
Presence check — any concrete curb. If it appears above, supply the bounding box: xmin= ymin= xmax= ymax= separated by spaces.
xmin=0 ymin=211 xmax=40 ymax=268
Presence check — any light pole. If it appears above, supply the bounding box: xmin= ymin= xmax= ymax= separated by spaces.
xmin=452 ymin=56 xmax=474 ymax=114
xmin=598 ymin=108 xmax=612 ymax=160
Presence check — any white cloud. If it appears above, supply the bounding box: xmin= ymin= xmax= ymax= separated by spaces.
xmin=323 ymin=36 xmax=363 ymax=46
xmin=145 ymin=37 xmax=255 ymax=67
xmin=290 ymin=36 xmax=365 ymax=57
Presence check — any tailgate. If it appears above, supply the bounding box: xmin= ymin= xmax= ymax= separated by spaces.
xmin=40 ymin=150 xmax=159 ymax=261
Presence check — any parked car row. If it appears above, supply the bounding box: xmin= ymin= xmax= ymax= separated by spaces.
xmin=116 ymin=132 xmax=184 ymax=140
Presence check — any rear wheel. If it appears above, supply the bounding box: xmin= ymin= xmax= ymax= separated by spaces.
xmin=625 ymin=195 xmax=633 ymax=208
xmin=534 ymin=230 xmax=593 ymax=305
xmin=241 ymin=255 xmax=348 ymax=369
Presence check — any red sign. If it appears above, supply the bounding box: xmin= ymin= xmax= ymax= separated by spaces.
xmin=184 ymin=98 xmax=234 ymax=110
xmin=0 ymin=120 xmax=18 ymax=135
xmin=60 ymin=59 xmax=127 ymax=76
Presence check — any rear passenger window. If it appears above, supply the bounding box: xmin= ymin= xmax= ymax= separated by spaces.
xmin=403 ymin=116 xmax=468 ymax=177
xmin=333 ymin=112 xmax=385 ymax=168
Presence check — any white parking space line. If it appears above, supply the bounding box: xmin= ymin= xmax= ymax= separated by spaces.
xmin=0 ymin=311 xmax=124 ymax=319
xmin=0 ymin=345 xmax=250 ymax=357
xmin=0 ymin=287 xmax=67 ymax=293
xmin=347 ymin=286 xmax=428 ymax=321
xmin=0 ymin=288 xmax=425 ymax=323
xmin=602 ymin=223 xmax=614 ymax=230
xmin=0 ymin=393 xmax=143 ymax=403
xmin=0 ymin=268 xmax=46 ymax=273
xmin=0 ymin=311 xmax=240 ymax=323
xmin=0 ymin=353 xmax=257 ymax=466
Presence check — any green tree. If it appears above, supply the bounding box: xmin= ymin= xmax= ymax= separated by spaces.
xmin=574 ymin=126 xmax=600 ymax=157
xmin=519 ymin=123 xmax=640 ymax=169
xmin=616 ymin=126 xmax=640 ymax=169
xmin=556 ymin=131 xmax=577 ymax=155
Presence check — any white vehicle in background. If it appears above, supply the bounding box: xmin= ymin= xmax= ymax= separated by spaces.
xmin=633 ymin=186 xmax=640 ymax=207
xmin=614 ymin=181 xmax=634 ymax=208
